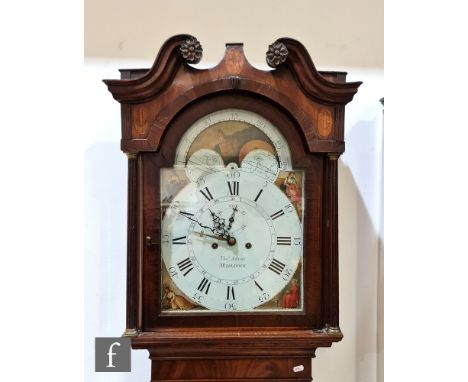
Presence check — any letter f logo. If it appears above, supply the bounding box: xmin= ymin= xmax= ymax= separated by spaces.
xmin=107 ymin=341 xmax=121 ymax=368
xmin=95 ymin=337 xmax=130 ymax=372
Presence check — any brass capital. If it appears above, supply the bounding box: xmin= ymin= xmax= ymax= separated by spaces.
xmin=123 ymin=328 xmax=139 ymax=337
xmin=327 ymin=153 xmax=340 ymax=161
xmin=326 ymin=326 xmax=342 ymax=335
xmin=125 ymin=152 xmax=138 ymax=159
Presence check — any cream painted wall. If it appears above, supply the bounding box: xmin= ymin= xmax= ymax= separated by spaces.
xmin=85 ymin=2 xmax=383 ymax=381
xmin=85 ymin=0 xmax=383 ymax=69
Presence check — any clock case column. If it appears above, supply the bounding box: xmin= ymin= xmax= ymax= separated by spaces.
xmin=124 ymin=152 xmax=142 ymax=337
xmin=322 ymin=153 xmax=341 ymax=334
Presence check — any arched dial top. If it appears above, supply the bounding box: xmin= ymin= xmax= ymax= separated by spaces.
xmin=174 ymin=109 xmax=292 ymax=173
xmin=161 ymin=168 xmax=303 ymax=311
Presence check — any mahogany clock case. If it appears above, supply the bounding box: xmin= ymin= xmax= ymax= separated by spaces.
xmin=143 ymin=92 xmax=323 ymax=329
xmin=104 ymin=35 xmax=361 ymax=373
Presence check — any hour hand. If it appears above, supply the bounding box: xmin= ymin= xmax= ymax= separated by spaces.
xmin=191 ymin=230 xmax=227 ymax=242
xmin=192 ymin=231 xmax=237 ymax=248
xmin=227 ymin=205 xmax=238 ymax=231
xmin=209 ymin=209 xmax=227 ymax=236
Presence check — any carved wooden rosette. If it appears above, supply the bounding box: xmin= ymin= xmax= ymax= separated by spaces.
xmin=179 ymin=36 xmax=203 ymax=64
xmin=104 ymin=34 xmax=361 ymax=381
xmin=266 ymin=41 xmax=288 ymax=67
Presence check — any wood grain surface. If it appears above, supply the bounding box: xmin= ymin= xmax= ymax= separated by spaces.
xmin=104 ymin=35 xmax=361 ymax=381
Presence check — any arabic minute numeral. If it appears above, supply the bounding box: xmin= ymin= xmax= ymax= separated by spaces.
xmin=224 ymin=302 xmax=237 ymax=310
xmin=162 ymin=234 xmax=170 ymax=245
xmin=170 ymin=200 xmax=180 ymax=209
xmin=254 ymin=281 xmax=270 ymax=302
xmin=284 ymin=204 xmax=294 ymax=213
xmin=168 ymin=266 xmax=178 ymax=277
xmin=227 ymin=171 xmax=240 ymax=179
xmin=282 ymin=268 xmax=294 ymax=281
xmin=258 ymin=292 xmax=270 ymax=303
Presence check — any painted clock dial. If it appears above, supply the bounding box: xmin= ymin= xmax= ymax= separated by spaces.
xmin=161 ymin=168 xmax=302 ymax=311
xmin=161 ymin=108 xmax=305 ymax=312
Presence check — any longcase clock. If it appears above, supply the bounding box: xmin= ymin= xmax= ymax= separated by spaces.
xmin=104 ymin=35 xmax=361 ymax=381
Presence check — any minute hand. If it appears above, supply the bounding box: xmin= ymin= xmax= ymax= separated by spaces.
xmin=181 ymin=215 xmax=216 ymax=233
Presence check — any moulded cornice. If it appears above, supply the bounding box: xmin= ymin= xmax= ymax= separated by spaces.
xmin=277 ymin=38 xmax=362 ymax=104
xmin=103 ymin=34 xmax=193 ymax=103
xmin=104 ymin=35 xmax=362 ymax=105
